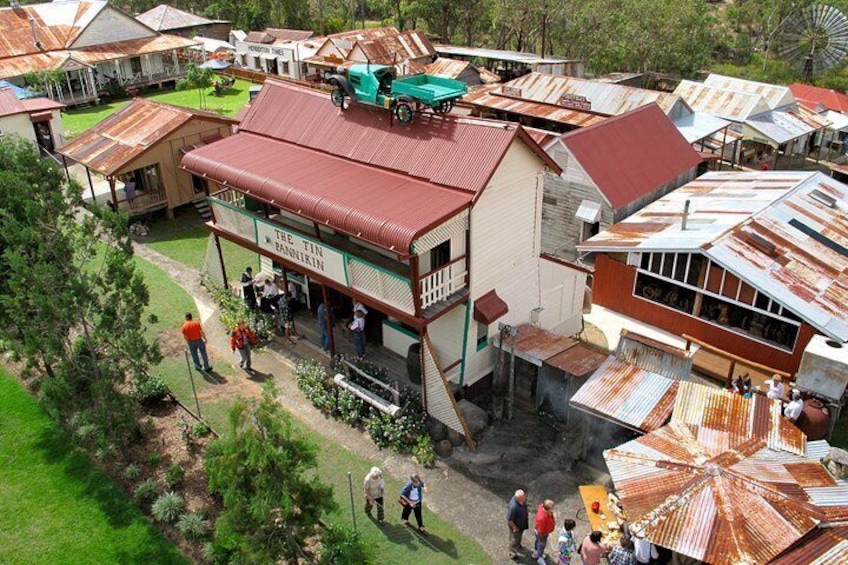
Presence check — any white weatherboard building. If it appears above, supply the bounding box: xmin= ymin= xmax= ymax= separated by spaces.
xmin=182 ymin=80 xmax=587 ymax=441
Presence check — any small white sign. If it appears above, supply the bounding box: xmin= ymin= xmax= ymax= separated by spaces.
xmin=256 ymin=221 xmax=347 ymax=286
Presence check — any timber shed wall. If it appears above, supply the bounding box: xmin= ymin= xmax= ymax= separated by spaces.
xmin=591 ymin=254 xmax=816 ymax=374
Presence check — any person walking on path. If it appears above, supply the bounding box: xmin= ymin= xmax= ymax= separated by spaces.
xmin=229 ymin=320 xmax=257 ymax=370
xmin=349 ymin=309 xmax=366 ymax=358
xmin=241 ymin=266 xmax=256 ymax=310
xmin=364 ymin=467 xmax=385 ymax=525
xmin=181 ymin=312 xmax=212 ymax=372
xmin=399 ymin=473 xmax=428 ymax=533
xmin=579 ymin=531 xmax=609 ymax=565
xmin=556 ymin=518 xmax=578 ymax=565
xmin=532 ymin=499 xmax=556 ymax=564
xmin=507 ymin=489 xmax=529 ymax=560
xmin=316 ymin=301 xmax=334 ymax=353
xmin=609 ymin=537 xmax=638 ymax=565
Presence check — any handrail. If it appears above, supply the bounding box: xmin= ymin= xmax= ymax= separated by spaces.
xmin=420 ymin=254 xmax=468 ymax=280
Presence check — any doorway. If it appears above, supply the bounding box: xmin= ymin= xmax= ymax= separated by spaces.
xmin=33 ymin=121 xmax=54 ymax=153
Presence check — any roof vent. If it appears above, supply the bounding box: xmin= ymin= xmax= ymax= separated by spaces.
xmin=746 ymin=232 xmax=777 ymax=256
xmin=810 ymin=189 xmax=837 ymax=208
xmin=29 ymin=16 xmax=41 ymax=50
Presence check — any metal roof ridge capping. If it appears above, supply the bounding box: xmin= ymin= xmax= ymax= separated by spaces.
xmin=236 ymin=79 xmax=558 ymax=194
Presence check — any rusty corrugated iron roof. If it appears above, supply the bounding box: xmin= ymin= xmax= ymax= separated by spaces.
xmin=353 ymin=29 xmax=434 ymax=64
xmin=73 ymin=34 xmax=199 ymax=65
xmin=704 ymin=74 xmax=796 ymax=111
xmin=181 ymin=131 xmax=473 ymax=254
xmin=499 ymin=72 xmax=685 ymax=117
xmin=237 ymin=79 xmax=559 ymax=195
xmin=463 ymin=84 xmax=606 ymax=128
xmin=59 ymin=98 xmax=234 ymax=175
xmin=605 ymin=423 xmax=830 ymax=565
xmin=569 ymin=355 xmax=680 ymax=432
xmin=0 ymin=87 xmax=62 ymax=117
xmin=672 ymin=381 xmax=806 ymax=455
xmin=0 ymin=1 xmax=105 ymax=59
xmin=770 ymin=526 xmax=848 ymax=565
xmin=578 ymin=171 xmax=848 ymax=342
xmin=426 ymin=57 xmax=473 ymax=80
xmin=492 ymin=323 xmax=605 ymax=375
xmin=674 ymin=79 xmax=772 ymax=122
xmin=135 ymin=5 xmax=227 ymax=32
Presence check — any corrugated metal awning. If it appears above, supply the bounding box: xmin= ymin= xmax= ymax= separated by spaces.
xmin=473 ymin=290 xmax=508 ymax=325
xmin=575 ymin=199 xmax=602 ymax=223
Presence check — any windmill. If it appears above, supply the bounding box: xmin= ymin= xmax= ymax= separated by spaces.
xmin=777 ymin=3 xmax=848 ymax=82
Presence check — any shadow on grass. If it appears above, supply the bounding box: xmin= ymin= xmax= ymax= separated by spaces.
xmin=199 ymin=369 xmax=227 ymax=384
xmin=246 ymin=369 xmax=272 ymax=383
xmin=33 ymin=423 xmax=139 ymax=531
xmin=373 ymin=519 xmax=460 ymax=558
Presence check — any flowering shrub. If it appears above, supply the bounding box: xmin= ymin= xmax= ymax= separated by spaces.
xmin=204 ymin=277 xmax=271 ymax=341
xmin=296 ymin=360 xmax=434 ymax=457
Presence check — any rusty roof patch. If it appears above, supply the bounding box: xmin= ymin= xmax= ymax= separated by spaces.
xmin=770 ymin=526 xmax=848 ymax=565
xmin=59 ymin=98 xmax=235 ymax=175
xmin=605 ymin=422 xmax=838 ymax=565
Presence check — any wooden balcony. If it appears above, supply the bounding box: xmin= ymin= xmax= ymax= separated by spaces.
xmin=209 ymin=189 xmax=468 ymax=319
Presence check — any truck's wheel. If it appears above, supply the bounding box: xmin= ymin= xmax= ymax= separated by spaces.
xmin=331 ymin=88 xmax=345 ymax=108
xmin=395 ymin=102 xmax=414 ymax=124
xmin=434 ymin=99 xmax=453 ymax=114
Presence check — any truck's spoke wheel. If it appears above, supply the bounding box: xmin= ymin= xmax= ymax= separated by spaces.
xmin=331 ymin=88 xmax=345 ymax=108
xmin=395 ymin=102 xmax=414 ymax=124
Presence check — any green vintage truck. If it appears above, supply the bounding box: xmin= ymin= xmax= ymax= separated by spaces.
xmin=329 ymin=64 xmax=468 ymax=124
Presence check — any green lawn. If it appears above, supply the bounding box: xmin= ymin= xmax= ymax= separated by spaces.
xmin=0 ymin=369 xmax=186 ymax=565
xmin=142 ymin=207 xmax=258 ymax=287
xmin=136 ymin=253 xmax=490 ymax=564
xmin=62 ymin=77 xmax=252 ymax=139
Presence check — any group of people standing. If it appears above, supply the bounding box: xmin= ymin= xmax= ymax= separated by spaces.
xmin=731 ymin=372 xmax=805 ymax=422
xmin=506 ymin=490 xmax=659 ymax=565
xmin=241 ymin=266 xmax=301 ymax=343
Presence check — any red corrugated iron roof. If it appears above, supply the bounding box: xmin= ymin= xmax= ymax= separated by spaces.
xmin=238 ymin=79 xmax=559 ymax=194
xmin=59 ymin=98 xmax=234 ymax=175
xmin=182 ymin=132 xmax=473 ymax=254
xmin=770 ymin=526 xmax=848 ymax=564
xmin=20 ymin=97 xmax=64 ymax=112
xmin=0 ymin=87 xmax=26 ymax=117
xmin=606 ymin=424 xmax=827 ymax=565
xmin=559 ymin=104 xmax=702 ymax=210
xmin=789 ymin=83 xmax=848 ymax=113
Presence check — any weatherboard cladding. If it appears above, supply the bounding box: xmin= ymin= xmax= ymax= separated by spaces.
xmin=238 ymin=80 xmax=557 ymax=194
xmin=558 ymin=104 xmax=702 ymax=210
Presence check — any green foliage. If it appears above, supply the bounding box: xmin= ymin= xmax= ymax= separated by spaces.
xmin=134 ymin=478 xmax=163 ymax=512
xmin=191 ymin=421 xmax=212 ymax=438
xmin=204 ymin=382 xmax=335 ymax=563
xmin=178 ymin=63 xmax=215 ymax=109
xmin=134 ymin=375 xmax=170 ymax=406
xmin=178 ymin=512 xmax=211 ymax=542
xmin=204 ymin=277 xmax=272 ymax=341
xmin=0 ymin=137 xmax=161 ymax=459
xmin=152 ymin=491 xmax=186 ymax=524
xmin=336 ymin=389 xmax=366 ymax=426
xmin=318 ymin=523 xmax=372 ymax=565
xmin=295 ymin=360 xmax=337 ymax=413
xmin=165 ymin=464 xmax=186 ymax=490
xmin=124 ymin=463 xmax=142 ymax=481
xmin=710 ymin=53 xmax=800 ymax=86
xmin=412 ymin=435 xmax=436 ymax=468
xmin=146 ymin=452 xmax=163 ymax=468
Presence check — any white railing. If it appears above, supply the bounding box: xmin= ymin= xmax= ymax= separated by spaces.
xmin=419 ymin=256 xmax=468 ymax=310
xmin=347 ymin=257 xmax=415 ymax=315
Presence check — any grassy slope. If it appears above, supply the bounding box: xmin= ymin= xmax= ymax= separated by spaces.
xmin=136 ymin=253 xmax=489 ymax=564
xmin=61 ymin=78 xmax=251 ymax=139
xmin=0 ymin=370 xmax=186 ymax=565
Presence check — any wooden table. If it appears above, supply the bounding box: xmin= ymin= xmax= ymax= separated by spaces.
xmin=579 ymin=485 xmax=624 ymax=545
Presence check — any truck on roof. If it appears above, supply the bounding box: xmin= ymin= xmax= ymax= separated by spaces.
xmin=329 ymin=64 xmax=468 ymax=124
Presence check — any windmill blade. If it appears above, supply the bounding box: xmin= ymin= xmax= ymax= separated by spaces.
xmin=777 ymin=3 xmax=848 ymax=76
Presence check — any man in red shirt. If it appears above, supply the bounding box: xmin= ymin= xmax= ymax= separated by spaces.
xmin=532 ymin=499 xmax=556 ymax=564
xmin=181 ymin=312 xmax=212 ymax=372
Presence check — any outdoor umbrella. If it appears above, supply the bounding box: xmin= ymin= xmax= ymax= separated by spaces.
xmin=199 ymin=59 xmax=231 ymax=70
xmin=604 ymin=383 xmax=848 ymax=565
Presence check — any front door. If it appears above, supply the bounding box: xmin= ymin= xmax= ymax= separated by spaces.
xmin=33 ymin=122 xmax=54 ymax=153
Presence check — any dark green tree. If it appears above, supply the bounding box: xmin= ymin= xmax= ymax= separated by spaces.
xmin=205 ymin=382 xmax=336 ymax=563
xmin=177 ymin=62 xmax=215 ymax=109
xmin=0 ymin=136 xmax=161 ymax=455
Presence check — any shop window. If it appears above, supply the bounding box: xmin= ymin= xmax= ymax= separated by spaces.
xmin=281 ymin=61 xmax=290 ymax=75
xmin=635 ymin=273 xmax=696 ymax=315
xmin=476 ymin=322 xmax=489 ymax=350
xmin=699 ymin=294 xmax=798 ymax=351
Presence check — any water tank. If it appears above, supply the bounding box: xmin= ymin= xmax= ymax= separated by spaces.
xmin=796 ymin=399 xmax=831 ymax=441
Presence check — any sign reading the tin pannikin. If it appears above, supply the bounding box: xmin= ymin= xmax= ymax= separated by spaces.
xmin=256 ymin=221 xmax=347 ymax=285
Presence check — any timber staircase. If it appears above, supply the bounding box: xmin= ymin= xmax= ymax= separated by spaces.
xmin=193 ymin=195 xmax=212 ymax=220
